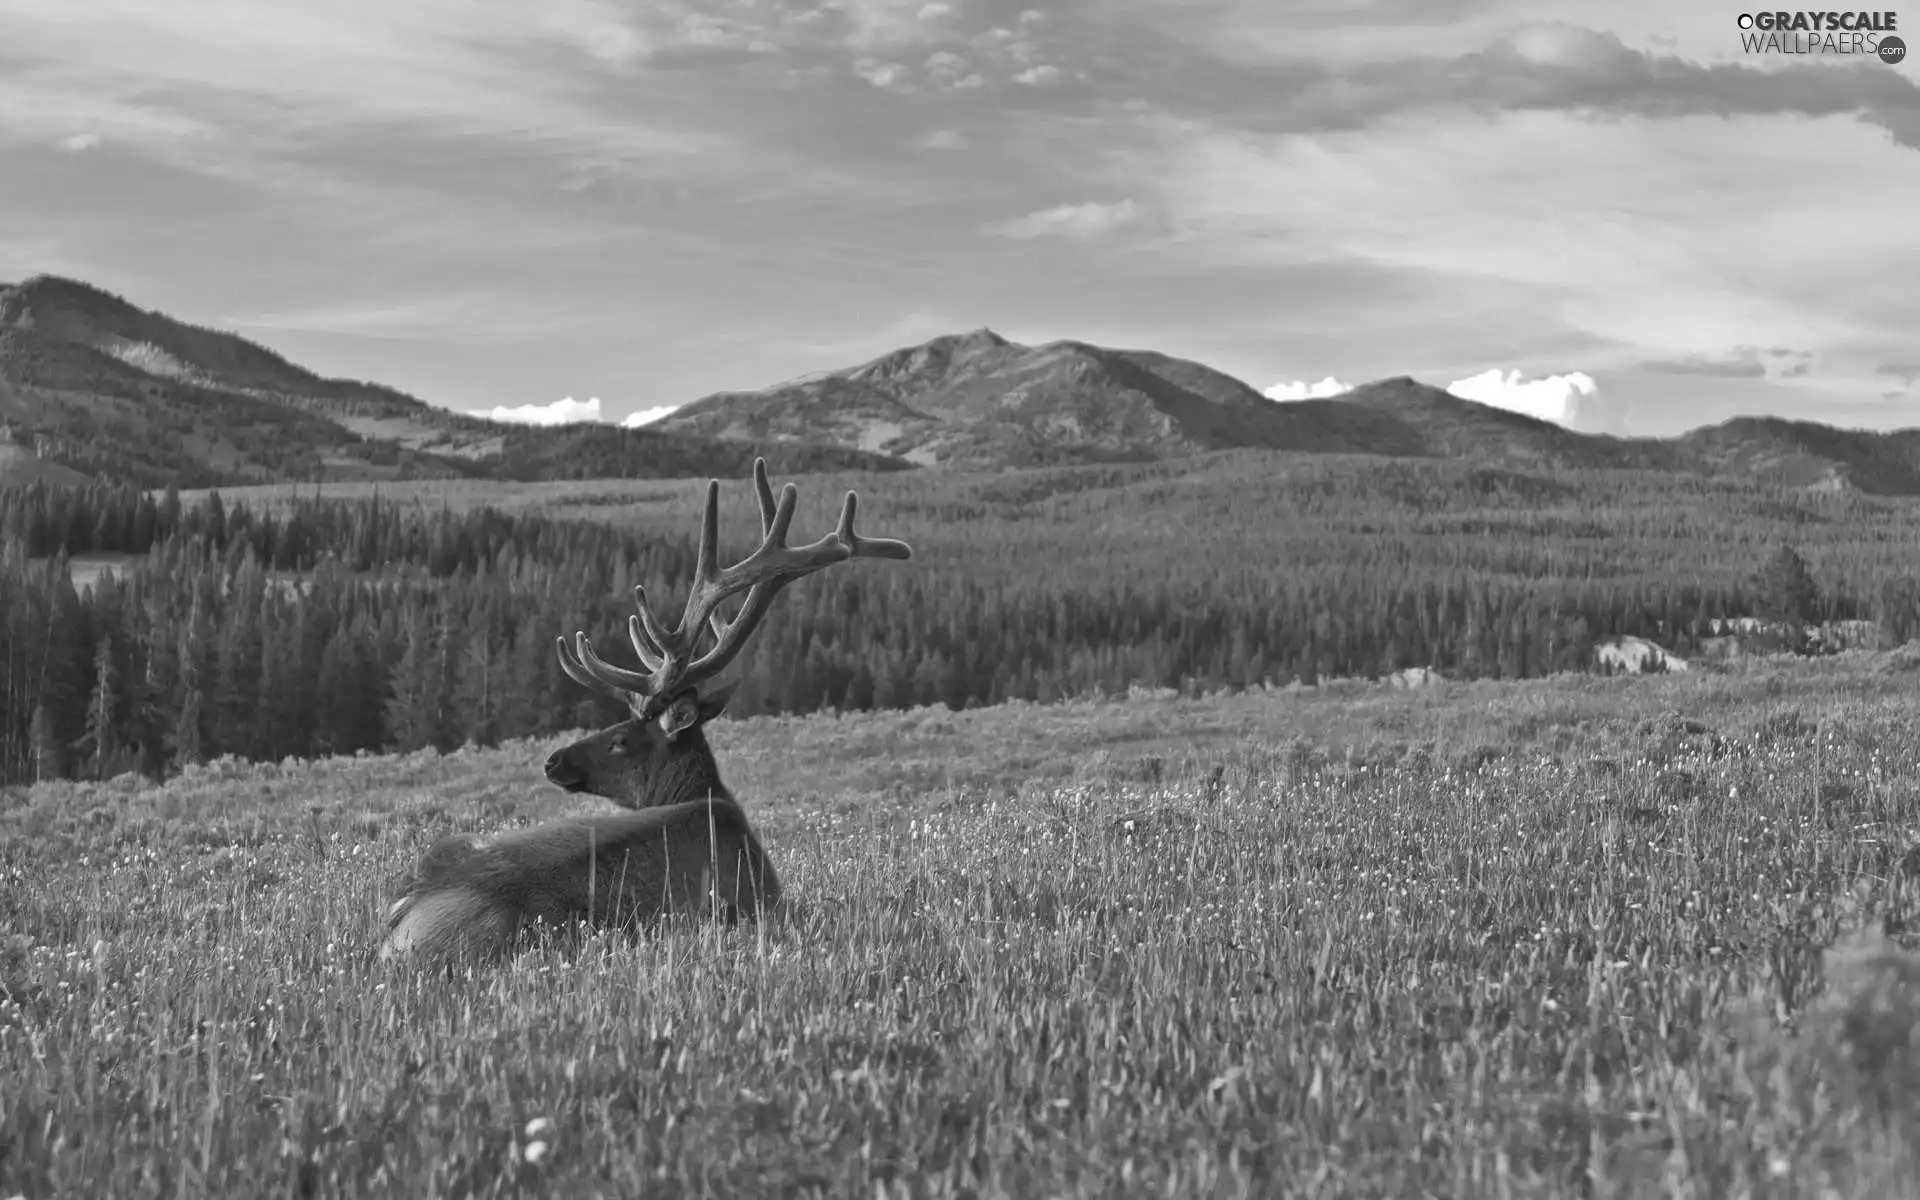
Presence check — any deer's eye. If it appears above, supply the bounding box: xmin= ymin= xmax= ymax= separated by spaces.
xmin=610 ymin=735 xmax=630 ymax=754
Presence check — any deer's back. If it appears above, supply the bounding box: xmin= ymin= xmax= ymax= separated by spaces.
xmin=382 ymin=798 xmax=781 ymax=961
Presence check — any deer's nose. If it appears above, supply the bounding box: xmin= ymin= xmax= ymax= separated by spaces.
xmin=545 ymin=750 xmax=588 ymax=791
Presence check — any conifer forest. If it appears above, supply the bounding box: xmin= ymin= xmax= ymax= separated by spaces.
xmin=4 ymin=454 xmax=1920 ymax=786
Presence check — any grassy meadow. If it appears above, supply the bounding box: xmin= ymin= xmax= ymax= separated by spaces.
xmin=7 ymin=653 xmax=1920 ymax=1196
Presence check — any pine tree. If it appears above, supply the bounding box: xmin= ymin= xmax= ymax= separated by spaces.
xmin=451 ymin=603 xmax=499 ymax=747
xmin=1755 ymin=543 xmax=1820 ymax=628
xmin=385 ymin=605 xmax=445 ymax=753
xmin=75 ymin=638 xmax=120 ymax=779
xmin=317 ymin=624 xmax=379 ymax=755
xmin=172 ymin=684 xmax=205 ymax=770
xmin=31 ymin=701 xmax=64 ymax=782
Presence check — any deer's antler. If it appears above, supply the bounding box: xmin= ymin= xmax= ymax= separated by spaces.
xmin=557 ymin=459 xmax=911 ymax=715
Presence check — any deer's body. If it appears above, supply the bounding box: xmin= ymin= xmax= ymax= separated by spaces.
xmin=380 ymin=799 xmax=781 ymax=960
xmin=378 ymin=459 xmax=908 ymax=964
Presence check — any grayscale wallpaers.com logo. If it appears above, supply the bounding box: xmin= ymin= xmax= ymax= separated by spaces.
xmin=1737 ymin=11 xmax=1906 ymax=61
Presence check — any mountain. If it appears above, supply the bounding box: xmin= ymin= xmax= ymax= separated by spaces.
xmin=661 ymin=333 xmax=1920 ymax=494
xmin=7 ymin=274 xmax=1918 ymax=495
xmin=0 ymin=275 xmax=908 ymax=488
xmin=656 ymin=328 xmax=1429 ymax=467
xmin=1676 ymin=416 xmax=1920 ymax=495
xmin=1335 ymin=376 xmax=1681 ymax=471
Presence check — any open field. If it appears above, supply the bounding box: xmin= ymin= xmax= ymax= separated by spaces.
xmin=7 ymin=654 xmax=1920 ymax=1195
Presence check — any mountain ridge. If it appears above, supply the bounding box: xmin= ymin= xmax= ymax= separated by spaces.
xmin=5 ymin=274 xmax=1918 ymax=495
xmin=660 ymin=330 xmax=1920 ymax=493
xmin=0 ymin=275 xmax=908 ymax=488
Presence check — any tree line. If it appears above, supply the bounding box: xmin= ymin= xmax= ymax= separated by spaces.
xmin=2 ymin=472 xmax=1917 ymax=784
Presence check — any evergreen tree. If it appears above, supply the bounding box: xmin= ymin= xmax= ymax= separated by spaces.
xmin=1754 ymin=543 xmax=1820 ymax=627
xmin=171 ymin=683 xmax=205 ymax=770
xmin=31 ymin=701 xmax=64 ymax=782
xmin=385 ymin=605 xmax=445 ymax=753
xmin=75 ymin=638 xmax=121 ymax=779
xmin=451 ymin=601 xmax=500 ymax=746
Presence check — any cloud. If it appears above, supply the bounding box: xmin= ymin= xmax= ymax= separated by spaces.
xmin=225 ymin=293 xmax=579 ymax=342
xmin=853 ymin=57 xmax=908 ymax=87
xmin=622 ymin=404 xmax=680 ymax=427
xmin=1264 ymin=376 xmax=1352 ymax=401
xmin=1446 ymin=368 xmax=1597 ymax=425
xmin=918 ymin=128 xmax=968 ymax=149
xmin=464 ymin=397 xmax=679 ymax=428
xmin=1013 ymin=64 xmax=1064 ymax=87
xmin=828 ymin=0 xmax=954 ymax=49
xmin=924 ymin=51 xmax=985 ymax=89
xmin=1879 ymin=363 xmax=1920 ymax=386
xmin=0 ymin=1 xmax=717 ymax=160
xmin=470 ymin=396 xmax=604 ymax=425
xmin=1642 ymin=345 xmax=1824 ymax=381
xmin=984 ymin=199 xmax=1141 ymax=241
xmin=1124 ymin=18 xmax=1920 ymax=148
xmin=56 ymin=132 xmax=101 ymax=152
xmin=1135 ymin=106 xmax=1920 ymax=398
xmin=1642 ymin=354 xmax=1767 ymax=378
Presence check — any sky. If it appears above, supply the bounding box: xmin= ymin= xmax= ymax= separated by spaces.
xmin=2 ymin=0 xmax=1917 ymax=437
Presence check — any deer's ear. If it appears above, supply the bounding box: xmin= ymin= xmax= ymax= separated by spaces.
xmin=657 ymin=692 xmax=702 ymax=740
xmin=697 ymin=680 xmax=738 ymax=724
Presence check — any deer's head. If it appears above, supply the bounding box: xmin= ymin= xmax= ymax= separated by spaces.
xmin=542 ymin=682 xmax=737 ymax=807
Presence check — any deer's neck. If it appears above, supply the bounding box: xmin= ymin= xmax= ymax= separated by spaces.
xmin=654 ymin=729 xmax=734 ymax=807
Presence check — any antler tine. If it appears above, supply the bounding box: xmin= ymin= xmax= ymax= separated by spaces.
xmin=555 ymin=633 xmax=641 ymax=701
xmin=692 ymin=479 xmax=721 ymax=597
xmin=753 ymin=458 xmax=779 ymax=533
xmin=554 ymin=636 xmax=607 ymax=695
xmin=833 ymin=490 xmax=914 ymax=561
xmin=570 ymin=631 xmax=656 ymax=693
xmin=626 ymin=585 xmax=668 ymax=672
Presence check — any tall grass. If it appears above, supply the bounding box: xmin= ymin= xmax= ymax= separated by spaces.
xmin=6 ymin=657 xmax=1920 ymax=1196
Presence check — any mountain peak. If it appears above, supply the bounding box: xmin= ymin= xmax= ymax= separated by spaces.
xmin=954 ymin=326 xmax=1007 ymax=349
xmin=1345 ymin=375 xmax=1448 ymax=401
xmin=843 ymin=326 xmax=1021 ymax=387
xmin=0 ymin=274 xmax=148 ymax=327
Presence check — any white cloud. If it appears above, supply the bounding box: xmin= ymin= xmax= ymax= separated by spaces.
xmin=57 ymin=132 xmax=101 ymax=152
xmin=924 ymin=51 xmax=984 ymax=89
xmin=918 ymin=128 xmax=968 ymax=149
xmin=470 ymin=396 xmax=604 ymax=425
xmin=464 ymin=397 xmax=681 ymax=428
xmin=853 ymin=57 xmax=907 ymax=87
xmin=536 ymin=0 xmax=648 ymax=63
xmin=1012 ymin=64 xmax=1064 ymax=86
xmin=985 ymin=199 xmax=1141 ymax=241
xmin=1446 ymin=368 xmax=1597 ymax=425
xmin=621 ymin=404 xmax=679 ymax=427
xmin=1264 ymin=376 xmax=1351 ymax=401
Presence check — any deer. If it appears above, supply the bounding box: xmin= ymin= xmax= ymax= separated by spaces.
xmin=378 ymin=459 xmax=913 ymax=962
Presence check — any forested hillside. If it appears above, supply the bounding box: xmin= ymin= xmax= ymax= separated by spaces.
xmin=5 ymin=456 xmax=1920 ymax=785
